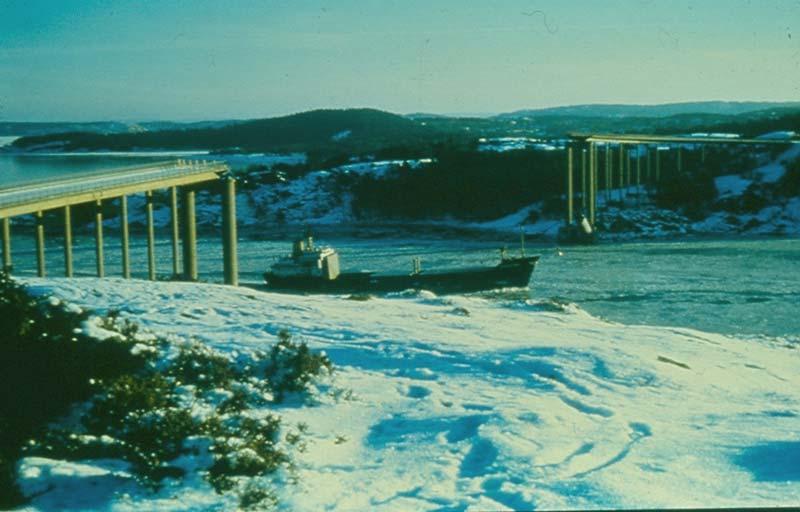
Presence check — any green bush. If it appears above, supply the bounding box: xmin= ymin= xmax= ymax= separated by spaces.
xmin=1 ymin=273 xmax=332 ymax=510
xmin=352 ymin=147 xmax=564 ymax=221
xmin=656 ymin=166 xmax=717 ymax=218
xmin=776 ymin=159 xmax=800 ymax=197
xmin=208 ymin=415 xmax=286 ymax=492
xmin=0 ymin=272 xmax=152 ymax=507
xmin=265 ymin=330 xmax=333 ymax=403
xmin=167 ymin=343 xmax=240 ymax=391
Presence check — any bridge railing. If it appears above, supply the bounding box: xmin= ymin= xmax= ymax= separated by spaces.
xmin=0 ymin=159 xmax=226 ymax=210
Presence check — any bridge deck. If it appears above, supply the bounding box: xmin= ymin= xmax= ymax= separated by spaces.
xmin=572 ymin=133 xmax=800 ymax=145
xmin=0 ymin=160 xmax=227 ymax=218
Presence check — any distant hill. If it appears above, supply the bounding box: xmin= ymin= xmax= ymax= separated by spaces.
xmin=497 ymin=101 xmax=800 ymax=119
xmin=0 ymin=120 xmax=240 ymax=137
xmin=8 ymin=104 xmax=800 ymax=159
xmin=413 ymin=106 xmax=800 ymax=139
xmin=9 ymin=109 xmax=440 ymax=157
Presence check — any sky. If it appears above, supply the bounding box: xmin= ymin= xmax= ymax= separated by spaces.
xmin=1 ymin=0 xmax=798 ymax=121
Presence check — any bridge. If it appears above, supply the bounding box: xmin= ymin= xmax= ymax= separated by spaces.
xmin=0 ymin=159 xmax=239 ymax=285
xmin=563 ymin=133 xmax=800 ymax=231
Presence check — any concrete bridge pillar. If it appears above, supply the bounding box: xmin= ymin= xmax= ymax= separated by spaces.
xmin=589 ymin=142 xmax=596 ymax=226
xmin=146 ymin=191 xmax=156 ymax=280
xmin=581 ymin=148 xmax=587 ymax=212
xmin=170 ymin=186 xmax=180 ymax=277
xmin=656 ymin=149 xmax=661 ymax=192
xmin=605 ymin=145 xmax=612 ymax=202
xmin=2 ymin=218 xmax=12 ymax=272
xmin=35 ymin=211 xmax=45 ymax=277
xmin=120 ymin=196 xmax=130 ymax=278
xmin=566 ymin=147 xmax=574 ymax=225
xmin=182 ymin=188 xmax=198 ymax=281
xmin=95 ymin=200 xmax=104 ymax=277
xmin=636 ymin=146 xmax=642 ymax=206
xmin=618 ymin=144 xmax=625 ymax=202
xmin=222 ymin=177 xmax=238 ymax=286
xmin=63 ymin=206 xmax=73 ymax=277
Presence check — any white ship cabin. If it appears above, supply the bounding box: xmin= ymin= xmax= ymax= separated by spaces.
xmin=271 ymin=235 xmax=341 ymax=280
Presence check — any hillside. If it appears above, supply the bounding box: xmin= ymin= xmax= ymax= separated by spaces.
xmin=9 ymin=109 xmax=447 ymax=159
xmin=8 ymin=103 xmax=800 ymax=156
xmin=0 ymin=120 xmax=239 ymax=137
xmin=498 ymin=101 xmax=800 ymax=119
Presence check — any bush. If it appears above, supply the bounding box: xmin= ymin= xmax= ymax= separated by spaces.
xmin=167 ymin=344 xmax=240 ymax=391
xmin=207 ymin=415 xmax=286 ymax=492
xmin=265 ymin=330 xmax=333 ymax=403
xmin=776 ymin=159 xmax=800 ymax=197
xmin=0 ymin=272 xmax=153 ymax=507
xmin=656 ymin=166 xmax=717 ymax=217
xmin=1 ymin=274 xmax=332 ymax=510
xmin=352 ymin=147 xmax=565 ymax=221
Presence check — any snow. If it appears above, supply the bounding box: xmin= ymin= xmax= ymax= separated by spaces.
xmin=715 ymin=174 xmax=752 ymax=198
xmin=478 ymin=137 xmax=560 ymax=152
xmin=18 ymin=277 xmax=800 ymax=510
xmin=689 ymin=133 xmax=741 ymax=139
xmin=0 ymin=136 xmax=20 ymax=147
xmin=244 ymin=159 xmax=433 ymax=226
xmin=331 ymin=130 xmax=352 ymax=141
xmin=756 ymin=131 xmax=797 ymax=140
xmin=752 ymin=144 xmax=800 ymax=183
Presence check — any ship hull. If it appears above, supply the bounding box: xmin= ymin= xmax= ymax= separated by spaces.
xmin=263 ymin=256 xmax=539 ymax=295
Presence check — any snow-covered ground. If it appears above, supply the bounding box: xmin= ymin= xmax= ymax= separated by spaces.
xmin=245 ymin=159 xmax=432 ymax=226
xmin=477 ymin=137 xmax=559 ymax=152
xmin=17 ymin=278 xmax=800 ymax=510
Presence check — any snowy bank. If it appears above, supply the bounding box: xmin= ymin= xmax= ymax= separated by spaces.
xmin=18 ymin=278 xmax=800 ymax=510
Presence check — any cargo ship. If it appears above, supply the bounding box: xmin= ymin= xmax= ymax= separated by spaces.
xmin=263 ymin=233 xmax=539 ymax=295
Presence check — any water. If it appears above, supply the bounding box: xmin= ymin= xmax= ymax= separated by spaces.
xmin=2 ymin=153 xmax=798 ymax=339
xmin=0 ymin=150 xmax=207 ymax=188
xmin=6 ymin=229 xmax=798 ymax=339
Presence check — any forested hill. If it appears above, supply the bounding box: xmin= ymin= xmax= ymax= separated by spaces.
xmin=9 ymin=109 xmax=443 ymax=155
xmin=498 ymin=101 xmax=800 ymax=119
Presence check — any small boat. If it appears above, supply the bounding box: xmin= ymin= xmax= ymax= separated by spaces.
xmin=263 ymin=232 xmax=539 ymax=295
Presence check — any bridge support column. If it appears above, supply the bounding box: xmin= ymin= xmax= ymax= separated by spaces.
xmin=580 ymin=148 xmax=587 ymax=213
xmin=636 ymin=146 xmax=642 ymax=206
xmin=618 ymin=144 xmax=625 ymax=202
xmin=36 ymin=211 xmax=45 ymax=277
xmin=95 ymin=200 xmax=104 ymax=277
xmin=170 ymin=186 xmax=180 ymax=277
xmin=593 ymin=144 xmax=599 ymax=219
xmin=120 ymin=196 xmax=130 ymax=278
xmin=677 ymin=146 xmax=683 ymax=174
xmin=626 ymin=151 xmax=632 ymax=191
xmin=656 ymin=149 xmax=661 ymax=193
xmin=222 ymin=177 xmax=238 ymax=286
xmin=605 ymin=145 xmax=612 ymax=203
xmin=2 ymin=218 xmax=11 ymax=272
xmin=589 ymin=143 xmax=596 ymax=226
xmin=566 ymin=147 xmax=574 ymax=225
xmin=64 ymin=206 xmax=73 ymax=277
xmin=146 ymin=191 xmax=156 ymax=280
xmin=182 ymin=188 xmax=197 ymax=281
